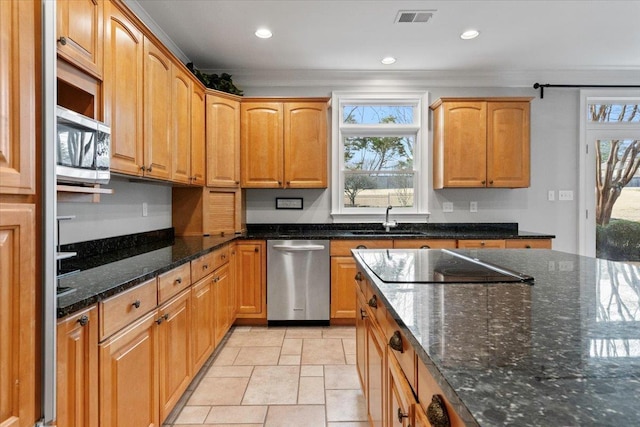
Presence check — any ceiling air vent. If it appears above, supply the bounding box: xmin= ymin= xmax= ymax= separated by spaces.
xmin=395 ymin=10 xmax=436 ymax=24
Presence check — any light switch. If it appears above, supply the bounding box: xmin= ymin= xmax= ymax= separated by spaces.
xmin=142 ymin=202 xmax=148 ymax=217
xmin=470 ymin=201 xmax=478 ymax=212
xmin=548 ymin=191 xmax=555 ymax=201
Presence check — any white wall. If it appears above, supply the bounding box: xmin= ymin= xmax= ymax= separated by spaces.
xmin=57 ymin=176 xmax=172 ymax=244
xmin=242 ymin=85 xmax=581 ymax=254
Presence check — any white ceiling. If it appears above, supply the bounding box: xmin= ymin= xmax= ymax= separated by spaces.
xmin=131 ymin=0 xmax=640 ymax=86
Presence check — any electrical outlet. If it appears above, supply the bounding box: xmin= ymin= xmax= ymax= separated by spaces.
xmin=443 ymin=202 xmax=453 ymax=213
xmin=142 ymin=202 xmax=148 ymax=217
xmin=548 ymin=261 xmax=555 ymax=271
xmin=559 ymin=261 xmax=574 ymax=271
xmin=470 ymin=201 xmax=478 ymax=212
xmin=558 ymin=190 xmax=574 ymax=201
xmin=548 ymin=190 xmax=555 ymax=201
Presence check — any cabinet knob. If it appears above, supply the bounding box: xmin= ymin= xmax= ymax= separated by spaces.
xmin=420 ymin=245 xmax=431 ymax=249
xmin=354 ymin=272 xmax=363 ymax=281
xmin=278 ymin=181 xmax=282 ymax=185
xmin=356 ymin=245 xmax=367 ymax=249
xmin=155 ymin=313 xmax=169 ymax=325
xmin=203 ymin=264 xmax=209 ymax=270
xmin=175 ymin=277 xmax=182 ymax=285
xmin=489 ymin=180 xmax=494 ymax=185
xmin=360 ymin=308 xmax=368 ymax=319
xmin=426 ymin=395 xmax=451 ymax=427
xmin=132 ymin=300 xmax=141 ymax=309
xmin=367 ymin=295 xmax=377 ymax=309
xmin=481 ymin=180 xmax=486 ymax=185
xmin=397 ymin=407 xmax=409 ymax=423
xmin=140 ymin=165 xmax=146 ymax=172
xmin=235 ymin=181 xmax=240 ymax=185
xmin=254 ymin=247 xmax=259 ymax=252
xmin=147 ymin=165 xmax=153 ymax=172
xmin=480 ymin=241 xmax=486 ymax=246
xmin=525 ymin=244 xmax=532 ymax=249
xmin=57 ymin=36 xmax=67 ymax=46
xmin=221 ymin=254 xmax=226 ymax=259
xmin=77 ymin=315 xmax=89 ymax=327
xmin=389 ymin=331 xmax=404 ymax=353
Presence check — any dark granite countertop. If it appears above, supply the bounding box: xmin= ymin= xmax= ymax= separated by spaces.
xmin=353 ymin=248 xmax=640 ymax=426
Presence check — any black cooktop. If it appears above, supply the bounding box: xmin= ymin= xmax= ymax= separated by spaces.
xmin=358 ymin=249 xmax=534 ymax=284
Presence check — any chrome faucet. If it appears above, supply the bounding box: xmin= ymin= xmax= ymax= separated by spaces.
xmin=383 ymin=205 xmax=398 ymax=232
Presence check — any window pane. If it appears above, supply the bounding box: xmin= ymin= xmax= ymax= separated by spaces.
xmin=589 ymin=104 xmax=640 ymax=122
xmin=344 ymin=135 xmax=414 ymax=171
xmin=342 ymin=105 xmax=414 ymax=124
xmin=343 ymin=172 xmax=414 ymax=208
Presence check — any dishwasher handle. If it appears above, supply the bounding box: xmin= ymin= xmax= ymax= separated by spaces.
xmin=272 ymin=244 xmax=326 ymax=252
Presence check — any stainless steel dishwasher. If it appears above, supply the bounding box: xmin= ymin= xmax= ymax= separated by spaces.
xmin=267 ymin=240 xmax=330 ymax=325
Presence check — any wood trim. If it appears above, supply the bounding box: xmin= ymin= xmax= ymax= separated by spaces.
xmin=430 ymin=97 xmax=534 ymax=109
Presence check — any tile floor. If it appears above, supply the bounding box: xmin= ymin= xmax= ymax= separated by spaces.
xmin=164 ymin=326 xmax=368 ymax=427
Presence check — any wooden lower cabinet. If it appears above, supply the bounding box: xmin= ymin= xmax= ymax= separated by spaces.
xmin=57 ymin=306 xmax=99 ymax=427
xmin=392 ymin=239 xmax=457 ymax=249
xmin=506 ymin=238 xmax=552 ymax=249
xmin=100 ymin=310 xmax=159 ymax=427
xmin=191 ymin=274 xmax=216 ymax=373
xmin=387 ymin=354 xmax=417 ymax=427
xmin=355 ymin=288 xmax=368 ymax=394
xmin=158 ymin=289 xmax=192 ymax=422
xmin=235 ymin=240 xmax=266 ymax=320
xmin=331 ymin=256 xmax=358 ymax=320
xmin=213 ymin=262 xmax=233 ymax=346
xmin=457 ymin=239 xmax=506 ymax=249
xmin=367 ymin=318 xmax=386 ymax=427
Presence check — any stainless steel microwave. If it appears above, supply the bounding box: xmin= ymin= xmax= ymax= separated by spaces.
xmin=56 ymin=106 xmax=111 ymax=184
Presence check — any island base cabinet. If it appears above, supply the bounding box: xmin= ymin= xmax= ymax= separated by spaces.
xmin=56 ymin=306 xmax=99 ymax=427
xmin=99 ymin=310 xmax=159 ymax=427
xmin=367 ymin=320 xmax=386 ymax=427
xmin=355 ymin=287 xmax=368 ymax=394
xmin=388 ymin=354 xmax=417 ymax=427
xmin=417 ymin=359 xmax=467 ymax=427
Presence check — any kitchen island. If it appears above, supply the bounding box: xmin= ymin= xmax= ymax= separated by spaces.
xmin=352 ymin=248 xmax=640 ymax=426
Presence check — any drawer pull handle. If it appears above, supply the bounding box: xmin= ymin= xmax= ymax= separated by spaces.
xmin=155 ymin=314 xmax=169 ymax=325
xmin=397 ymin=407 xmax=409 ymax=423
xmin=132 ymin=300 xmax=141 ymax=309
xmin=367 ymin=295 xmax=377 ymax=309
xmin=525 ymin=244 xmax=532 ymax=249
xmin=203 ymin=264 xmax=209 ymax=270
xmin=356 ymin=245 xmax=367 ymax=249
xmin=354 ymin=272 xmax=363 ymax=281
xmin=77 ymin=315 xmax=89 ymax=327
xmin=360 ymin=308 xmax=367 ymax=319
xmin=420 ymin=245 xmax=431 ymax=249
xmin=57 ymin=36 xmax=68 ymax=46
xmin=427 ymin=395 xmax=451 ymax=427
xmin=389 ymin=331 xmax=404 ymax=353
xmin=221 ymin=254 xmax=226 ymax=259
xmin=175 ymin=277 xmax=182 ymax=284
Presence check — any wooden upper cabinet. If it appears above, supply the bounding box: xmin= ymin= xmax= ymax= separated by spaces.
xmin=171 ymin=65 xmax=192 ymax=184
xmin=241 ymin=102 xmax=283 ymax=188
xmin=104 ymin=1 xmax=144 ymax=176
xmin=190 ymin=85 xmax=206 ymax=186
xmin=207 ymin=93 xmax=241 ymax=187
xmin=0 ymin=0 xmax=37 ymax=195
xmin=143 ymin=38 xmax=172 ymax=180
xmin=241 ymin=98 xmax=329 ymax=188
xmin=56 ymin=0 xmax=104 ymax=79
xmin=284 ymin=102 xmax=328 ymax=188
xmin=431 ymin=97 xmax=532 ymax=189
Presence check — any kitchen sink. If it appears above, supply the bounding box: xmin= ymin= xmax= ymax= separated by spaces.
xmin=349 ymin=230 xmax=427 ymax=236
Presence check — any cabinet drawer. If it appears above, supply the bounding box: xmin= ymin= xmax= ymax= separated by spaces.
xmin=457 ymin=239 xmax=506 ymax=249
xmin=505 ymin=239 xmax=551 ymax=249
xmin=213 ymin=244 xmax=230 ymax=270
xmin=385 ymin=319 xmax=417 ymax=390
xmin=191 ymin=251 xmax=216 ymax=283
xmin=158 ymin=262 xmax=191 ymax=304
xmin=417 ymin=361 xmax=466 ymax=427
xmin=330 ymin=239 xmax=392 ymax=256
xmin=100 ymin=278 xmax=158 ymax=340
xmin=364 ymin=285 xmax=389 ymax=334
xmin=393 ymin=239 xmax=457 ymax=249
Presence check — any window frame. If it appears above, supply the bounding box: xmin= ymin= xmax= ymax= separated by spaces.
xmin=331 ymin=91 xmax=430 ymax=222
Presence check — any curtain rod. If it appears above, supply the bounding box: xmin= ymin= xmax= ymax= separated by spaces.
xmin=533 ymin=83 xmax=640 ymax=99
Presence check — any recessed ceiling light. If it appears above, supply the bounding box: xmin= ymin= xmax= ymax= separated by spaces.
xmin=381 ymin=56 xmax=396 ymax=65
xmin=255 ymin=28 xmax=273 ymax=39
xmin=460 ymin=29 xmax=480 ymax=40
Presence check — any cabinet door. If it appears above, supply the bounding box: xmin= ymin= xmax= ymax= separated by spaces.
xmin=190 ymin=84 xmax=206 ymax=186
xmin=436 ymin=102 xmax=487 ymax=188
xmin=355 ymin=286 xmax=368 ymax=394
xmin=56 ymin=0 xmax=103 ymax=78
xmin=367 ymin=320 xmax=386 ymax=427
xmin=104 ymin=2 xmax=144 ymax=176
xmin=388 ymin=354 xmax=417 ymax=427
xmin=235 ymin=241 xmax=266 ymax=318
xmin=240 ymin=102 xmax=283 ymax=188
xmin=0 ymin=0 xmax=37 ymax=195
xmin=57 ymin=306 xmax=99 ymax=427
xmin=284 ymin=102 xmax=327 ymax=188
xmin=505 ymin=239 xmax=552 ymax=249
xmin=214 ymin=263 xmax=232 ymax=346
xmin=171 ymin=65 xmax=192 ymax=184
xmin=0 ymin=204 xmax=36 ymax=426
xmin=191 ymin=275 xmax=215 ymax=373
xmin=143 ymin=38 xmax=172 ymax=180
xmin=330 ymin=256 xmax=357 ymax=319
xmin=487 ymin=101 xmax=530 ymax=188
xmin=99 ymin=310 xmax=159 ymax=427
xmin=207 ymin=94 xmax=240 ymax=187
xmin=158 ymin=290 xmax=192 ymax=422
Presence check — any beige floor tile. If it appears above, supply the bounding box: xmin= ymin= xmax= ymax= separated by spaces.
xmin=225 ymin=330 xmax=286 ymax=347
xmin=174 ymin=405 xmax=211 ymax=424
xmin=281 ymin=338 xmax=303 ymax=355
xmin=301 ymin=338 xmax=346 ymax=365
xmin=285 ymin=327 xmax=324 ymax=339
xmin=234 ymin=346 xmax=281 ymax=365
xmin=324 ymin=365 xmax=362 ymax=390
xmin=327 ymin=422 xmax=370 ymax=427
xmin=322 ymin=326 xmax=356 ymax=339
xmin=278 ymin=354 xmax=301 ymax=365
xmin=205 ymin=365 xmax=253 ymax=378
xmin=298 ymin=376 xmax=325 ymax=404
xmin=242 ymin=365 xmax=300 ymax=405
xmin=345 ymin=353 xmax=357 ymax=365
xmin=231 ymin=326 xmax=253 ymax=333
xmin=265 ymin=405 xmax=326 ymax=427
xmin=173 ymin=425 xmax=262 ymax=427
xmin=342 ymin=338 xmax=356 ymax=355
xmin=187 ymin=377 xmax=249 ymax=405
xmin=326 ymin=389 xmax=368 ymax=422
xmin=212 ymin=346 xmax=240 ymax=366
xmin=205 ymin=405 xmax=268 ymax=424
xmin=300 ymin=365 xmax=324 ymax=377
